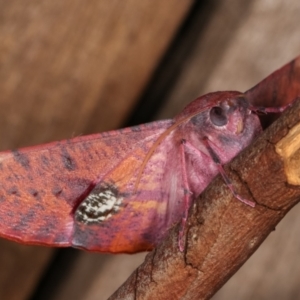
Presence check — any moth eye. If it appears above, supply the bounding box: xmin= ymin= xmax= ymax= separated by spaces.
xmin=209 ymin=106 xmax=228 ymax=126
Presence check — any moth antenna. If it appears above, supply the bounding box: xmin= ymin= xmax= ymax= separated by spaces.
xmin=249 ymin=101 xmax=294 ymax=114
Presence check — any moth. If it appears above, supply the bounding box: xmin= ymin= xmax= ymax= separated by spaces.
xmin=0 ymin=56 xmax=299 ymax=253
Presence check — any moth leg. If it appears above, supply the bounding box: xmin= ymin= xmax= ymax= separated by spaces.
xmin=178 ymin=139 xmax=193 ymax=252
xmin=183 ymin=138 xmax=255 ymax=207
xmin=202 ymin=137 xmax=255 ymax=207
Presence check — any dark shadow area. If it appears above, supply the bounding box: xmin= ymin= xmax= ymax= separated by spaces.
xmin=29 ymin=248 xmax=80 ymax=300
xmin=124 ymin=0 xmax=219 ymax=126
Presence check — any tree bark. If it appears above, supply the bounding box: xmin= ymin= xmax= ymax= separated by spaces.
xmin=109 ymin=98 xmax=300 ymax=300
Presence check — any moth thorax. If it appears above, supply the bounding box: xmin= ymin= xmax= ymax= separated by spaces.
xmin=75 ymin=185 xmax=122 ymax=224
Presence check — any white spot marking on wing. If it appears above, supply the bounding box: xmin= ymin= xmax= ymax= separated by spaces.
xmin=75 ymin=188 xmax=123 ymax=224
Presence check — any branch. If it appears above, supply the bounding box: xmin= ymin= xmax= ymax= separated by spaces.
xmin=109 ymin=99 xmax=300 ymax=300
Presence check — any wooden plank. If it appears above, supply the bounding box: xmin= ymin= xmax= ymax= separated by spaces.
xmin=0 ymin=0 xmax=193 ymax=299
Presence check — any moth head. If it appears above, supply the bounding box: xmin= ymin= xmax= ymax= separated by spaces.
xmin=206 ymin=94 xmax=251 ymax=135
xmin=177 ymin=91 xmax=262 ymax=158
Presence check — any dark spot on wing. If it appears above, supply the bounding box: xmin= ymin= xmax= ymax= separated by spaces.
xmin=27 ymin=188 xmax=41 ymax=201
xmin=41 ymin=154 xmax=50 ymax=167
xmin=142 ymin=232 xmax=154 ymax=244
xmin=14 ymin=208 xmax=37 ymax=232
xmin=6 ymin=210 xmax=14 ymax=218
xmin=52 ymin=186 xmax=63 ymax=197
xmin=0 ymin=195 xmax=5 ymax=203
xmin=7 ymin=186 xmax=20 ymax=196
xmin=61 ymin=147 xmax=77 ymax=171
xmin=12 ymin=150 xmax=31 ymax=170
xmin=34 ymin=202 xmax=46 ymax=212
xmin=80 ymin=142 xmax=94 ymax=160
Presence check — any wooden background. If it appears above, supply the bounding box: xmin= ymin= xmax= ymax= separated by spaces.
xmin=0 ymin=0 xmax=300 ymax=299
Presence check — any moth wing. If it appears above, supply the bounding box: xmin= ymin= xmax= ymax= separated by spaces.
xmin=0 ymin=120 xmax=173 ymax=253
xmin=246 ymin=55 xmax=300 ymax=107
xmin=72 ymin=125 xmax=187 ymax=253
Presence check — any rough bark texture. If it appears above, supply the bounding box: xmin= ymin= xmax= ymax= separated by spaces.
xmin=109 ymin=99 xmax=300 ymax=300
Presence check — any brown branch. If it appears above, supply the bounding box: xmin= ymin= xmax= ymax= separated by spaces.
xmin=109 ymin=99 xmax=300 ymax=300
